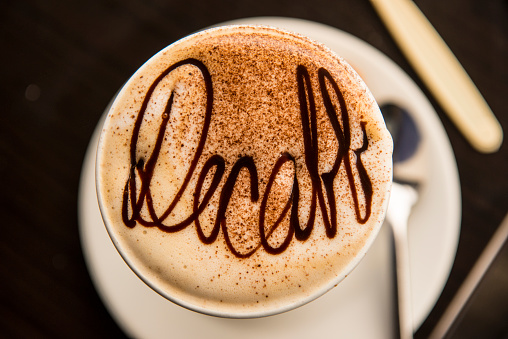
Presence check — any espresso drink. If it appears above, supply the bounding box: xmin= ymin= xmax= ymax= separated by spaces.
xmin=97 ymin=25 xmax=392 ymax=317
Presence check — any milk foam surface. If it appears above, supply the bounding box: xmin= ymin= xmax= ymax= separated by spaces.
xmin=97 ymin=25 xmax=392 ymax=316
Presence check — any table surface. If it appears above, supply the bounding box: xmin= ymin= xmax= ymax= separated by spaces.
xmin=1 ymin=0 xmax=507 ymax=338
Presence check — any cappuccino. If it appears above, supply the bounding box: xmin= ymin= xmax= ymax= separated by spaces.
xmin=97 ymin=25 xmax=392 ymax=317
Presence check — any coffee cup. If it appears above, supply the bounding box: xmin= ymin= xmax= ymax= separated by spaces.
xmin=96 ymin=24 xmax=392 ymax=318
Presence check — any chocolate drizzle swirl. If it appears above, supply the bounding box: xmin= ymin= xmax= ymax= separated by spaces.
xmin=121 ymin=58 xmax=373 ymax=258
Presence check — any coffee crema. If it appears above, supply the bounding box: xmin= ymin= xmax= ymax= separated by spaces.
xmin=97 ymin=25 xmax=392 ymax=317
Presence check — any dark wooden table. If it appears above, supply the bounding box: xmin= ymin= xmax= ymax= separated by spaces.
xmin=1 ymin=0 xmax=507 ymax=337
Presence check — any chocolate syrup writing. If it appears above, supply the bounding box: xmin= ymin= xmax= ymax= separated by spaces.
xmin=121 ymin=58 xmax=373 ymax=258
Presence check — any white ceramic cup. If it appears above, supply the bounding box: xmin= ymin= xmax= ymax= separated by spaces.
xmin=96 ymin=24 xmax=392 ymax=318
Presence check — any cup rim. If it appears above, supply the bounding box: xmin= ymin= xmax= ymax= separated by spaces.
xmin=95 ymin=23 xmax=392 ymax=319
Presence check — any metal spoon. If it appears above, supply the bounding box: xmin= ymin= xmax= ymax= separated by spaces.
xmin=381 ymin=103 xmax=421 ymax=339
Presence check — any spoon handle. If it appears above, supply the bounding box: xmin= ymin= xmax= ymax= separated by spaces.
xmin=370 ymin=0 xmax=503 ymax=153
xmin=387 ymin=182 xmax=418 ymax=339
xmin=391 ymin=213 xmax=413 ymax=339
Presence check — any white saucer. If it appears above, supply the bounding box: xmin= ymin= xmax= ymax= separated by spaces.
xmin=78 ymin=17 xmax=461 ymax=338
